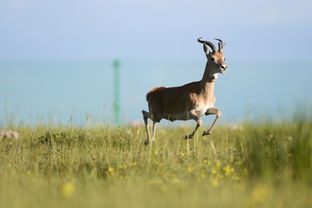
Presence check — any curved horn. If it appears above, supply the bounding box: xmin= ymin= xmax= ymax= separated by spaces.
xmin=197 ymin=37 xmax=216 ymax=52
xmin=215 ymin=38 xmax=224 ymax=51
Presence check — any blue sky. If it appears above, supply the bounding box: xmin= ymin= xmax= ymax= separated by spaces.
xmin=1 ymin=0 xmax=312 ymax=61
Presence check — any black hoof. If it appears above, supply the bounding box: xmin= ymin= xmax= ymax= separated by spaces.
xmin=184 ymin=135 xmax=193 ymax=140
xmin=202 ymin=131 xmax=212 ymax=136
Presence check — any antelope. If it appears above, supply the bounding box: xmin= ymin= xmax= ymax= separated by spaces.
xmin=142 ymin=38 xmax=228 ymax=145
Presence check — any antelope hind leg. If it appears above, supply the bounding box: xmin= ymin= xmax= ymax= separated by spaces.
xmin=142 ymin=110 xmax=151 ymax=145
xmin=151 ymin=121 xmax=157 ymax=142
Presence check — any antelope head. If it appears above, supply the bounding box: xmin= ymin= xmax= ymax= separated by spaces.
xmin=198 ymin=37 xmax=228 ymax=74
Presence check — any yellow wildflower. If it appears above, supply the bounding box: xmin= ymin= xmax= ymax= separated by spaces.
xmin=223 ymin=165 xmax=234 ymax=176
xmin=107 ymin=167 xmax=115 ymax=175
xmin=26 ymin=170 xmax=32 ymax=176
xmin=251 ymin=184 xmax=271 ymax=203
xmin=203 ymin=160 xmax=211 ymax=165
xmin=215 ymin=160 xmax=221 ymax=167
xmin=61 ymin=182 xmax=74 ymax=198
xmin=128 ymin=162 xmax=136 ymax=167
xmin=161 ymin=185 xmax=168 ymax=192
xmin=235 ymin=161 xmax=242 ymax=166
xmin=148 ymin=178 xmax=162 ymax=185
xmin=117 ymin=164 xmax=127 ymax=169
xmin=243 ymin=168 xmax=248 ymax=176
xmin=171 ymin=177 xmax=181 ymax=184
xmin=209 ymin=177 xmax=219 ymax=187
xmin=217 ymin=173 xmax=224 ymax=179
xmin=199 ymin=172 xmax=206 ymax=179
xmin=211 ymin=166 xmax=218 ymax=175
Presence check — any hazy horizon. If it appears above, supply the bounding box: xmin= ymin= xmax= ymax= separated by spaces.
xmin=1 ymin=60 xmax=311 ymax=126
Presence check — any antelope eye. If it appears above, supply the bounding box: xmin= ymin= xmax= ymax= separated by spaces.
xmin=210 ymin=57 xmax=215 ymax=62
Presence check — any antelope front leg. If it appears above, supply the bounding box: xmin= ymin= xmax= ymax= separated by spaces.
xmin=185 ymin=118 xmax=202 ymax=139
xmin=203 ymin=108 xmax=221 ymax=136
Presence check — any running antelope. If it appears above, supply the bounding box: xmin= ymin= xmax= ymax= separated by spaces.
xmin=142 ymin=38 xmax=228 ymax=145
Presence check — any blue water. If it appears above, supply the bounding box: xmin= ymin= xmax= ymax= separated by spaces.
xmin=0 ymin=60 xmax=311 ymax=126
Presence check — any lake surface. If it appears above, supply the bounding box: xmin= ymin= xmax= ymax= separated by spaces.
xmin=0 ymin=60 xmax=311 ymax=126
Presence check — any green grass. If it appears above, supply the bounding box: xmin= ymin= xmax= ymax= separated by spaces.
xmin=0 ymin=120 xmax=312 ymax=208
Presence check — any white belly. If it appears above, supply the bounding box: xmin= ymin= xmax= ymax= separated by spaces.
xmin=165 ymin=103 xmax=215 ymax=121
xmin=194 ymin=103 xmax=214 ymax=116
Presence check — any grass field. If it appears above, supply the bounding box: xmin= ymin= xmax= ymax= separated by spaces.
xmin=0 ymin=118 xmax=312 ymax=208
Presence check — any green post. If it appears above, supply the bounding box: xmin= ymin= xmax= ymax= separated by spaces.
xmin=113 ymin=59 xmax=121 ymax=127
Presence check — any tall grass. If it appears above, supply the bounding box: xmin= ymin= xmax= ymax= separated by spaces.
xmin=0 ymin=119 xmax=311 ymax=207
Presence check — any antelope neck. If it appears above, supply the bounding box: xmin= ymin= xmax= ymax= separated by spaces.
xmin=200 ymin=61 xmax=216 ymax=97
xmin=201 ymin=61 xmax=217 ymax=83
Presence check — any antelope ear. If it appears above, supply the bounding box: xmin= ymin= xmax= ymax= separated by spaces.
xmin=203 ymin=43 xmax=211 ymax=55
xmin=218 ymin=42 xmax=226 ymax=52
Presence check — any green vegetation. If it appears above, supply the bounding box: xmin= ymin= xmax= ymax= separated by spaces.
xmin=0 ymin=120 xmax=312 ymax=208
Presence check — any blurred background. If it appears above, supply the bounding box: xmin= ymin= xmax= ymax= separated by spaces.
xmin=0 ymin=0 xmax=312 ymax=126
